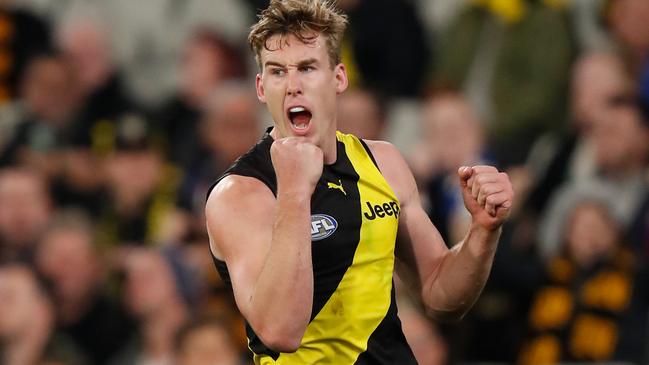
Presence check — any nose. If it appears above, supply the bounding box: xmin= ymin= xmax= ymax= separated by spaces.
xmin=286 ymin=69 xmax=302 ymax=96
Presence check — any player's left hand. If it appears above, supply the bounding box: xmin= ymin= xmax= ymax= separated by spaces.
xmin=458 ymin=165 xmax=514 ymax=231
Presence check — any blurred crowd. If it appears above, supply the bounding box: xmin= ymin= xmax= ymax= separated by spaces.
xmin=0 ymin=0 xmax=648 ymax=364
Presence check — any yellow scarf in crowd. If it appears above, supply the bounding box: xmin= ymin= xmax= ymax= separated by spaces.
xmin=472 ymin=0 xmax=567 ymax=24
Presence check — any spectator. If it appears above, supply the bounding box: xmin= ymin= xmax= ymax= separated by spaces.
xmin=0 ymin=53 xmax=80 ymax=171
xmin=177 ymin=81 xmax=262 ymax=222
xmin=56 ymin=5 xmax=135 ymax=149
xmin=157 ymin=29 xmax=246 ymax=170
xmin=36 ymin=209 xmax=135 ymax=365
xmin=435 ymin=0 xmax=575 ymax=167
xmin=519 ymin=195 xmax=649 ymax=364
xmin=0 ymin=264 xmax=88 ymax=365
xmin=522 ymin=51 xmax=631 ymax=218
xmin=410 ymin=92 xmax=492 ymax=244
xmin=111 ymin=248 xmax=190 ymax=365
xmin=174 ymin=317 xmax=249 ymax=365
xmin=336 ymin=87 xmax=386 ymax=140
xmin=0 ymin=168 xmax=51 ymax=263
xmin=98 ymin=113 xmax=179 ymax=247
xmin=540 ymin=91 xmax=649 ymax=258
xmin=53 ymin=5 xmax=136 ymax=215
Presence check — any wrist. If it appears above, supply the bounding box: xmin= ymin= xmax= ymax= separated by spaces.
xmin=470 ymin=219 xmax=503 ymax=234
xmin=276 ymin=189 xmax=312 ymax=206
xmin=464 ymin=223 xmax=501 ymax=257
xmin=276 ymin=181 xmax=315 ymax=198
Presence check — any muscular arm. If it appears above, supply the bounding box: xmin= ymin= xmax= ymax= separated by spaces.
xmin=367 ymin=140 xmax=512 ymax=320
xmin=206 ymin=137 xmax=323 ymax=352
xmin=206 ymin=175 xmax=313 ymax=352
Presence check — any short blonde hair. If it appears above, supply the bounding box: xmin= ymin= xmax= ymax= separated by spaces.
xmin=248 ymin=0 xmax=348 ymax=70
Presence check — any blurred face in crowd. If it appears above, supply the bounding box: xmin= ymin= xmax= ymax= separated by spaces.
xmin=591 ymin=101 xmax=649 ymax=174
xmin=337 ymin=89 xmax=384 ymax=140
xmin=566 ymin=203 xmax=618 ymax=269
xmin=609 ymin=0 xmax=649 ymax=54
xmin=0 ymin=170 xmax=51 ymax=248
xmin=202 ymin=90 xmax=261 ymax=167
xmin=571 ymin=53 xmax=628 ymax=132
xmin=104 ymin=149 xmax=163 ymax=210
xmin=422 ymin=94 xmax=483 ymax=173
xmin=123 ymin=249 xmax=179 ymax=317
xmin=36 ymin=227 xmax=100 ymax=310
xmin=181 ymin=35 xmax=228 ymax=106
xmin=0 ymin=266 xmax=45 ymax=338
xmin=21 ymin=56 xmax=79 ymax=125
xmin=176 ymin=323 xmax=240 ymax=365
xmin=58 ymin=19 xmax=113 ymax=94
xmin=256 ymin=33 xmax=348 ymax=159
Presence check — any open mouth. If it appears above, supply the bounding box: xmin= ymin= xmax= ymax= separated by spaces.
xmin=288 ymin=106 xmax=312 ymax=132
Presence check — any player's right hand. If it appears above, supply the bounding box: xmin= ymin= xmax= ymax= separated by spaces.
xmin=271 ymin=137 xmax=323 ymax=196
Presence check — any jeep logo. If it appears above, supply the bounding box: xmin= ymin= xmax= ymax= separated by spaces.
xmin=311 ymin=214 xmax=338 ymax=241
xmin=363 ymin=201 xmax=400 ymax=220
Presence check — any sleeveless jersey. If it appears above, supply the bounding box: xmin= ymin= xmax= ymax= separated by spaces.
xmin=209 ymin=129 xmax=418 ymax=365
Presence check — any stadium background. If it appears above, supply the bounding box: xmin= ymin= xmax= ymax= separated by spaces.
xmin=0 ymin=0 xmax=648 ymax=364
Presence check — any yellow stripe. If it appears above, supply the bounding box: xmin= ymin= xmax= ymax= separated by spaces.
xmin=256 ymin=132 xmax=399 ymax=364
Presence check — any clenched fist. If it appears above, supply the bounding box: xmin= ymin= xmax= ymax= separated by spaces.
xmin=271 ymin=137 xmax=324 ymax=196
xmin=458 ymin=166 xmax=514 ymax=231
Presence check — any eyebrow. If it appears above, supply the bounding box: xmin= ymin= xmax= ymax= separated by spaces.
xmin=264 ymin=61 xmax=285 ymax=69
xmin=296 ymin=58 xmax=318 ymax=67
xmin=264 ymin=58 xmax=319 ymax=69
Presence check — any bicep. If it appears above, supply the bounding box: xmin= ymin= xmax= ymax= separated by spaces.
xmin=366 ymin=140 xmax=449 ymax=294
xmin=205 ymin=176 xmax=275 ymax=318
xmin=395 ymin=185 xmax=449 ymax=295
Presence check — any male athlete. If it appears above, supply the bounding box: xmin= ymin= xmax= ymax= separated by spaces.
xmin=205 ymin=1 xmax=514 ymax=364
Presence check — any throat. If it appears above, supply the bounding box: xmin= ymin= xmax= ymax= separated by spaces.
xmin=322 ymin=138 xmax=338 ymax=165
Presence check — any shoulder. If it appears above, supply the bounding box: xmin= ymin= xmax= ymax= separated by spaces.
xmin=206 ymin=174 xmax=275 ymax=221
xmin=363 ymin=139 xmax=417 ymax=204
xmin=206 ymin=174 xmax=275 ymax=258
xmin=363 ymin=139 xmax=403 ymax=163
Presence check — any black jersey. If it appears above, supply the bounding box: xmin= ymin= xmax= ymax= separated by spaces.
xmin=209 ymin=129 xmax=417 ymax=364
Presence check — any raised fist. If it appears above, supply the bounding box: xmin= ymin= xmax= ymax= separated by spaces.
xmin=458 ymin=165 xmax=514 ymax=231
xmin=271 ymin=137 xmax=324 ymax=196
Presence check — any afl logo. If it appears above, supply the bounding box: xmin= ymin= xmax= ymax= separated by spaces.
xmin=311 ymin=214 xmax=338 ymax=241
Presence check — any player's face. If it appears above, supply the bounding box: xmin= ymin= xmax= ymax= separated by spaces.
xmin=256 ymin=33 xmax=348 ymax=149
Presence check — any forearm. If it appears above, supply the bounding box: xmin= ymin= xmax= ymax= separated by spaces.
xmin=249 ymin=192 xmax=314 ymax=347
xmin=423 ymin=223 xmax=501 ymax=320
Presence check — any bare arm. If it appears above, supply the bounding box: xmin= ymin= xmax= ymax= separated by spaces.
xmin=367 ymin=141 xmax=513 ymax=320
xmin=206 ymin=138 xmax=323 ymax=352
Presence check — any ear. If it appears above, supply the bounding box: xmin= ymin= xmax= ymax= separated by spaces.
xmin=334 ymin=63 xmax=349 ymax=94
xmin=255 ymin=73 xmax=266 ymax=103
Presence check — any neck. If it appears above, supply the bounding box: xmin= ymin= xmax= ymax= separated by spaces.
xmin=58 ymin=288 xmax=97 ymax=325
xmin=322 ymin=131 xmax=338 ymax=165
